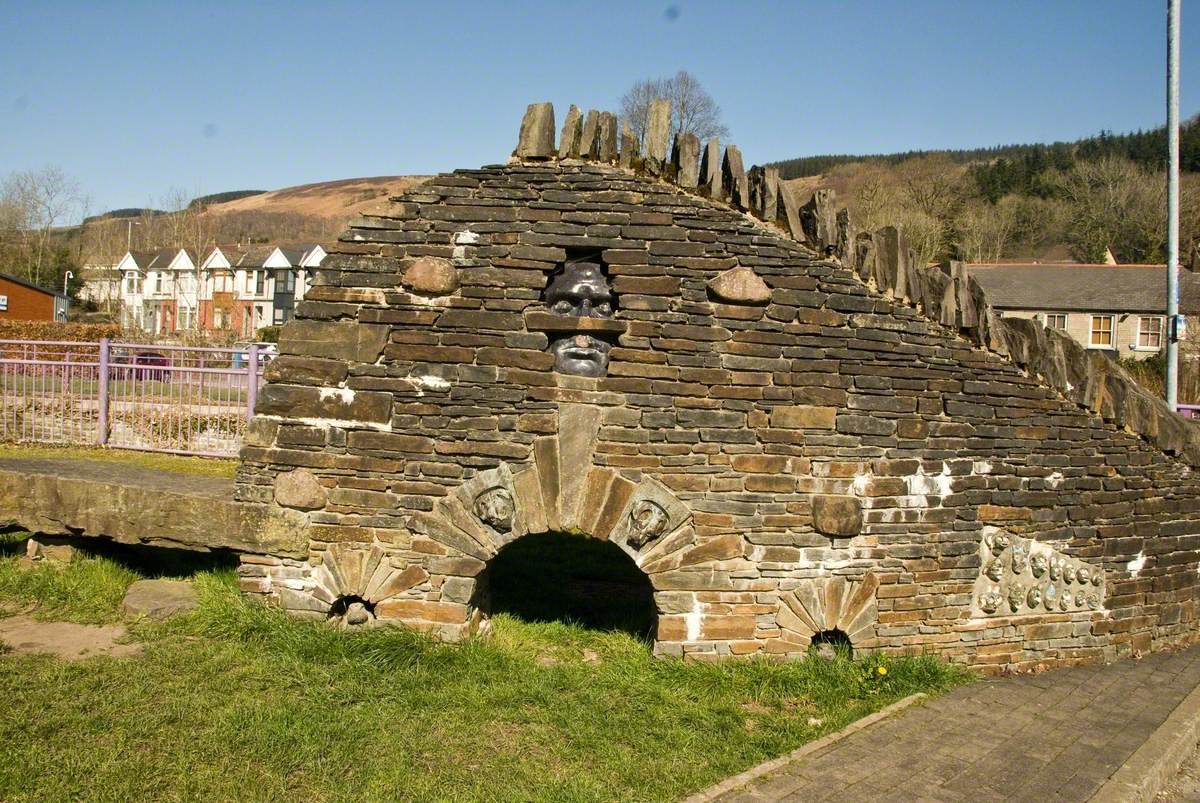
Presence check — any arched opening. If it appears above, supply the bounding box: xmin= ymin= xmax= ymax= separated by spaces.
xmin=810 ymin=628 xmax=853 ymax=659
xmin=329 ymin=594 xmax=376 ymax=626
xmin=472 ymin=532 xmax=657 ymax=641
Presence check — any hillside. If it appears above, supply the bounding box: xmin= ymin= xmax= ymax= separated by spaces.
xmin=766 ymin=119 xmax=1200 ymax=269
xmin=768 ymin=116 xmax=1200 ymax=180
xmin=204 ymin=175 xmax=430 ymax=218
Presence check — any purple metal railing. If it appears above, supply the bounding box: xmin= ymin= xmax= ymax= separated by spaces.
xmin=0 ymin=339 xmax=271 ymax=457
xmin=1179 ymin=404 xmax=1200 ymax=419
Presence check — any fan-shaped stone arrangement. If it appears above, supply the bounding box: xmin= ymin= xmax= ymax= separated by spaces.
xmin=972 ymin=528 xmax=1105 ymax=617
xmin=775 ymin=574 xmax=880 ymax=651
xmin=406 ymin=403 xmax=699 ymax=569
xmin=275 ymin=542 xmax=429 ymax=626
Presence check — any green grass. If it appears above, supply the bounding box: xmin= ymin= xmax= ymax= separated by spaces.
xmin=0 ymin=542 xmax=972 ymax=802
xmin=0 ymin=443 xmax=237 ymax=478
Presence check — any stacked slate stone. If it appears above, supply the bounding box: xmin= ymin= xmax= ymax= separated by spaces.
xmin=515 ymin=100 xmax=1200 ymax=464
xmin=234 ymin=100 xmax=1200 ymax=671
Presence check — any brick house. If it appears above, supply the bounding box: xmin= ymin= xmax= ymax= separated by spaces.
xmin=968 ymin=262 xmax=1200 ymax=360
xmin=0 ymin=273 xmax=70 ymax=321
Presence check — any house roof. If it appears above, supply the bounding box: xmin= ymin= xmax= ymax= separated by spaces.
xmin=968 ymin=263 xmax=1200 ymax=315
xmin=125 ymin=248 xmax=196 ymax=271
xmin=0 ymin=272 xmax=69 ymax=300
xmin=208 ymin=245 xmax=275 ymax=268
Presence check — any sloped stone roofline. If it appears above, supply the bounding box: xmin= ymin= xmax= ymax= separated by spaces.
xmin=498 ymin=100 xmax=1200 ymax=465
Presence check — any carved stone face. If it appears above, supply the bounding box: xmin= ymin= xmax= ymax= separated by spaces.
xmin=1030 ymin=554 xmax=1048 ymax=578
xmin=549 ymin=334 xmax=612 ymax=377
xmin=627 ymin=500 xmax=670 ymax=549
xmin=545 ymin=261 xmax=616 ymax=377
xmin=473 ymin=487 xmax=515 ymax=532
xmin=987 ymin=531 xmax=1011 ymax=556
xmin=985 ymin=558 xmax=1003 ymax=582
xmin=1042 ymin=583 xmax=1058 ymax=610
xmin=546 ymin=262 xmax=614 ymax=318
xmin=1010 ymin=542 xmax=1028 ymax=575
xmin=1008 ymin=583 xmax=1026 ymax=613
xmin=979 ymin=590 xmax=1002 ymax=614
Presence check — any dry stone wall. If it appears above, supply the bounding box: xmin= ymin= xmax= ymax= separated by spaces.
xmin=234 ymin=102 xmax=1200 ymax=671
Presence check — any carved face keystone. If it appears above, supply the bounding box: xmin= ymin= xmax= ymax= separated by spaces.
xmin=627 ymin=500 xmax=670 ymax=549
xmin=474 ymin=487 xmax=515 ymax=532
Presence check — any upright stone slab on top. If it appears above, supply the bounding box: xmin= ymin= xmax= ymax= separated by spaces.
xmin=700 ymin=138 xmax=723 ymax=199
xmin=777 ymin=182 xmax=806 ymax=241
xmin=559 ymin=104 xmax=583 ymax=159
xmin=801 ymin=188 xmax=839 ymax=251
xmin=596 ymin=112 xmax=618 ymax=163
xmin=643 ymin=98 xmax=672 ymax=174
xmin=514 ymin=102 xmax=555 ymax=159
xmin=672 ymin=132 xmax=701 ymax=188
xmin=722 ymin=145 xmax=749 ymax=210
xmin=579 ymin=110 xmax=601 ymax=160
xmin=619 ymin=120 xmax=639 ymax=169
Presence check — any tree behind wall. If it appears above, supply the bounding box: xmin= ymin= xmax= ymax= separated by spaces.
xmin=0 ymin=166 xmax=83 ymax=290
xmin=619 ymin=70 xmax=729 ymax=146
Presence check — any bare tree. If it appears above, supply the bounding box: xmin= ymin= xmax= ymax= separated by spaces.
xmin=619 ymin=70 xmax=729 ymax=145
xmin=0 ymin=166 xmax=82 ymax=286
xmin=1047 ymin=156 xmax=1165 ymax=263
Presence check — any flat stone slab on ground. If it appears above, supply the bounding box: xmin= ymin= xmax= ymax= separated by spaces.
xmin=121 ymin=579 xmax=198 ymax=620
xmin=0 ymin=615 xmax=141 ymax=661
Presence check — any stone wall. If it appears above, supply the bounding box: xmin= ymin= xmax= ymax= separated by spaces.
xmin=234 ymin=102 xmax=1200 ymax=671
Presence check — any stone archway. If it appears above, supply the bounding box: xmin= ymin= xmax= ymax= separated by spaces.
xmin=403 ymin=405 xmax=701 ymax=650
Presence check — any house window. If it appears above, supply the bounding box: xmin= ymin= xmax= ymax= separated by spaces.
xmin=277 ymin=269 xmax=294 ymax=293
xmin=178 ymin=307 xmax=193 ymax=330
xmin=254 ymin=271 xmax=266 ymax=296
xmin=154 ymin=272 xmax=165 ymax=294
xmin=1138 ymin=316 xmax=1163 ymax=349
xmin=1089 ymin=315 xmax=1115 ymax=348
xmin=124 ymin=272 xmax=138 ymax=294
xmin=214 ymin=308 xmax=226 ymax=329
xmin=1043 ymin=313 xmax=1067 ymax=330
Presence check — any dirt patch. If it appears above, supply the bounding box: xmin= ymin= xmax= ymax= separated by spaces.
xmin=0 ymin=615 xmax=142 ymax=661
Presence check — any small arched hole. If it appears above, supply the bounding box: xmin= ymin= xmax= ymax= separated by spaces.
xmin=810 ymin=628 xmax=853 ymax=659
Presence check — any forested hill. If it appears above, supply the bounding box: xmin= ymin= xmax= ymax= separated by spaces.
xmin=769 ymin=116 xmax=1200 ymax=182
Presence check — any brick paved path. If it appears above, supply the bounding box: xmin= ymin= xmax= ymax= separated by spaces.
xmin=713 ymin=646 xmax=1200 ymax=802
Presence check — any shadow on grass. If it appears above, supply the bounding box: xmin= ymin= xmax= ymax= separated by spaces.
xmin=73 ymin=539 xmax=237 ymax=579
xmin=0 ymin=528 xmax=26 ymax=558
xmin=473 ymin=532 xmax=657 ymax=643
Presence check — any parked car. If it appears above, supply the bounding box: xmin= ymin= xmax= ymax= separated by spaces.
xmin=131 ymin=351 xmax=171 ymax=382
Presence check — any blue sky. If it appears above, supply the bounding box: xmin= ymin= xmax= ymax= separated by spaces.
xmin=2 ymin=0 xmax=1197 ymax=216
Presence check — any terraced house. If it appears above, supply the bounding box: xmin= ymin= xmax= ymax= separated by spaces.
xmin=108 ymin=243 xmax=326 ymax=336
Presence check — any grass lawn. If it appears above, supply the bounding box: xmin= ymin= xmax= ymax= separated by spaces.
xmin=0 ymin=443 xmax=236 ymax=478
xmin=0 ymin=532 xmax=971 ymax=801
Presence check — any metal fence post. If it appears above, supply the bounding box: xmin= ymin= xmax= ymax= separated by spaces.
xmin=97 ymin=338 xmax=110 ymax=445
xmin=246 ymin=344 xmax=259 ymax=422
